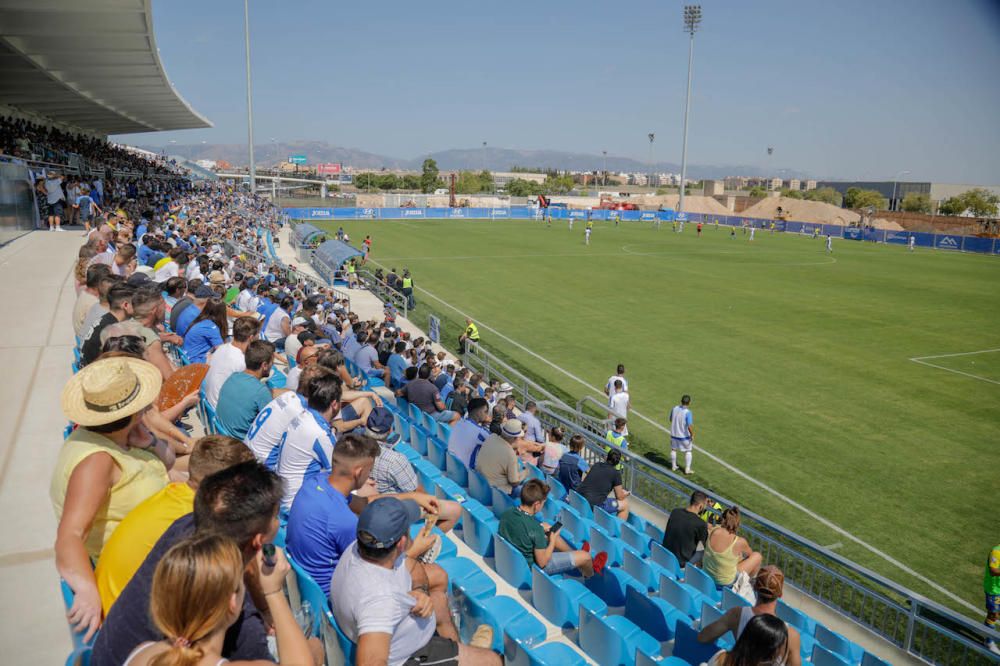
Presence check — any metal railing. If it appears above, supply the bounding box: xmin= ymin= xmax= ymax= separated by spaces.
xmin=357 ymin=269 xmax=408 ymax=318
xmin=460 ymin=341 xmax=999 ymax=665
xmin=223 ymin=235 xmax=352 ymax=309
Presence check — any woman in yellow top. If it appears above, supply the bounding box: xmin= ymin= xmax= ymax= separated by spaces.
xmin=701 ymin=506 xmax=762 ymax=586
xmin=51 ymin=356 xmax=173 ymax=641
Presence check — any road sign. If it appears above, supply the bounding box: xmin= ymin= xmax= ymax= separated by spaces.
xmin=288 ymin=155 xmax=307 ymax=165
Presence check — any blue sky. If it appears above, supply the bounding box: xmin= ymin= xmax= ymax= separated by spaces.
xmin=118 ymin=0 xmax=1000 ymax=183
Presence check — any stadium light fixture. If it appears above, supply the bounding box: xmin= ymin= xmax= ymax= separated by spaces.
xmin=243 ymin=0 xmax=256 ymax=194
xmin=677 ymin=4 xmax=701 ymax=216
xmin=602 ymin=150 xmax=607 ymax=187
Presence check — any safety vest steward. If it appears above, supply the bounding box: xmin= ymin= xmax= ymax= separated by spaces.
xmin=465 ymin=322 xmax=480 ymax=341
xmin=402 ymin=277 xmax=413 ymax=289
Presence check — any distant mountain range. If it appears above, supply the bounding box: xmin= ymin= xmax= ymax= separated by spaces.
xmin=139 ymin=140 xmax=809 ymax=180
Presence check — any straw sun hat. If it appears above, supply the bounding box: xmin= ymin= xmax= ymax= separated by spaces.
xmin=61 ymin=357 xmax=162 ymax=427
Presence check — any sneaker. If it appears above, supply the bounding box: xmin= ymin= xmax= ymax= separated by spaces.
xmin=581 ymin=541 xmax=591 ymax=553
xmin=684 ymin=468 xmax=694 ymax=476
xmin=988 ymin=640 xmax=1000 ymax=656
xmin=592 ymin=551 xmax=608 ymax=576
xmin=470 ymin=624 xmax=493 ymax=649
xmin=417 ymin=535 xmax=441 ymax=564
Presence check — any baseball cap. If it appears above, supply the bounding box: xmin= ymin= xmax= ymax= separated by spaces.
xmin=291 ymin=316 xmax=310 ymax=327
xmin=364 ymin=407 xmax=394 ymax=437
xmin=126 ymin=272 xmax=151 ymax=287
xmin=356 ymin=497 xmax=421 ymax=549
xmin=194 ymin=284 xmax=215 ymax=298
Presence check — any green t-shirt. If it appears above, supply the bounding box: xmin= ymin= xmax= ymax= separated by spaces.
xmin=498 ymin=507 xmax=546 ymax=565
xmin=986 ymin=544 xmax=1000 ymax=596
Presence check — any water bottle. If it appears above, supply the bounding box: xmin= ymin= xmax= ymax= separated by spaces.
xmin=448 ymin=594 xmax=462 ymax=640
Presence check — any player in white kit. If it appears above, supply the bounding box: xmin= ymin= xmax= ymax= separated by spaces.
xmin=908 ymin=235 xmax=915 ymax=252
xmin=585 ymin=226 xmax=592 ymax=245
xmin=826 ymin=234 xmax=833 ymax=253
xmin=668 ymin=394 xmax=695 ymax=475
xmin=749 ymin=227 xmax=756 ymax=242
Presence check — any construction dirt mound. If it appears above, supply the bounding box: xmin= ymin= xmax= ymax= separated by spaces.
xmin=639 ymin=194 xmax=732 ymax=215
xmin=741 ymin=197 xmax=860 ymax=226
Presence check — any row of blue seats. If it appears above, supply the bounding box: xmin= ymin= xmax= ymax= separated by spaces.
xmin=382 ymin=399 xmax=888 ymax=666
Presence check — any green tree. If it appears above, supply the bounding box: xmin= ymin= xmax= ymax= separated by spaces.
xmin=749 ymin=185 xmax=766 ymax=198
xmin=780 ymin=188 xmax=804 ymax=199
xmin=938 ymin=188 xmax=1000 ymax=217
xmin=900 ymin=192 xmax=932 ymax=214
xmin=401 ymin=174 xmax=422 ymax=191
xmin=420 ymin=158 xmax=440 ymax=193
xmin=844 ymin=187 xmax=887 ymax=210
xmin=802 ymin=187 xmax=842 ymax=206
xmin=505 ymin=178 xmax=544 ymax=197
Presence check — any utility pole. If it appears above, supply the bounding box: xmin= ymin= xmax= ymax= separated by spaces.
xmin=602 ymin=150 xmax=607 ymax=187
xmin=243 ymin=0 xmax=256 ymax=194
xmin=677 ymin=5 xmax=702 ymax=216
xmin=648 ymin=133 xmax=655 ymax=189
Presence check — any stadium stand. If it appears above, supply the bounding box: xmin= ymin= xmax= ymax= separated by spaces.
xmin=1 ymin=9 xmax=995 ymax=665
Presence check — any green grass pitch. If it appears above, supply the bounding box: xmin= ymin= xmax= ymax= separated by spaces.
xmin=313 ymin=216 xmax=1000 ymax=614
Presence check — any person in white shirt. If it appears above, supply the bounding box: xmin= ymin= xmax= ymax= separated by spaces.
xmin=285 ymin=344 xmax=320 ymax=392
xmin=605 ymin=364 xmax=628 ymax=397
xmin=669 ymin=394 xmax=695 ymax=475
xmin=245 ymin=385 xmax=307 ymax=470
xmin=447 ymin=398 xmax=491 ymax=467
xmin=276 ymin=373 xmax=341 ymax=509
xmin=607 ymin=379 xmax=630 ymax=435
xmin=203 ymin=316 xmax=260 ymax=408
xmin=263 ymin=296 xmax=293 ymax=346
xmin=236 ymin=276 xmax=260 ymax=311
xmin=331 ymin=498 xmax=499 ymax=666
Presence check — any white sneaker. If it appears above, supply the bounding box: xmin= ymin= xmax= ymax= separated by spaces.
xmin=670 ymin=465 xmax=679 ymax=472
xmin=684 ymin=468 xmax=693 ymax=476
xmin=988 ymin=640 xmax=1000 ymax=656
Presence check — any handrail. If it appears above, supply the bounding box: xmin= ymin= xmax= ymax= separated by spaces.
xmin=460 ymin=341 xmax=999 ymax=664
xmin=357 ymin=269 xmax=408 ymax=318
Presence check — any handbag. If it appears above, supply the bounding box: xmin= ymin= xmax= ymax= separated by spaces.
xmin=732 ymin=570 xmax=757 ymax=605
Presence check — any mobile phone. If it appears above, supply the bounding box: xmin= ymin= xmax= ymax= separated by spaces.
xmin=262 ymin=543 xmax=276 ymax=569
xmin=546 ymin=521 xmax=562 ymax=536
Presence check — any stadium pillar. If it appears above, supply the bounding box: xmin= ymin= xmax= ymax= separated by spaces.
xmin=243 ymin=0 xmax=257 ymax=194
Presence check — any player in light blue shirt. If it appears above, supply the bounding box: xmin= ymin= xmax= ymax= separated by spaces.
xmin=669 ymin=394 xmax=694 ymax=475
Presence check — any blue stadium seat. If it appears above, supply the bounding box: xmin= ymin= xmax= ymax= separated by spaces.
xmin=860 ymin=652 xmax=892 ymax=666
xmin=672 ymin=620 xmax=724 ymax=666
xmin=644 ymin=521 xmax=666 ymax=543
xmin=627 ymin=512 xmax=651 ymax=534
xmin=414 ymin=463 xmax=440 ymax=495
xmin=588 ymin=525 xmax=625 ymax=567
xmin=813 ymin=644 xmax=854 ymax=666
xmin=593 ymin=505 xmax=621 ymax=537
xmin=490 ymin=487 xmax=518 ymax=520
xmin=436 ymin=556 xmax=497 ymax=601
xmin=60 ymin=579 xmax=97 ymax=659
xmin=494 ymin=535 xmax=532 ymax=590
xmin=650 ymin=541 xmax=684 ymax=580
xmin=395 ymin=442 xmax=421 ymax=463
xmin=559 ymin=506 xmax=596 ymax=545
xmin=445 ymin=451 xmax=469 ymax=487
xmin=566 ymin=490 xmax=593 ymax=520
xmin=460 ymin=505 xmax=498 ymax=558
xmin=531 ymin=566 xmax=582 ymax=628
xmin=523 ymin=463 xmax=545 ymax=482
xmin=538 ymin=497 xmax=563 ymax=524
xmin=544 ymin=474 xmax=567 ymax=500
xmin=467 ymin=467 xmax=493 ymax=506
xmin=504 ymin=636 xmax=588 ymax=666
xmin=435 ymin=421 xmax=452 ymax=441
xmin=701 ymin=602 xmax=735 ymax=649
xmin=578 ymin=607 xmax=661 ymax=666
xmin=624 ymin=584 xmax=688 ymax=642
xmin=815 ymin=624 xmax=864 ymax=665
xmin=722 ymin=586 xmax=752 ymax=610
xmin=535 ymin=566 xmax=608 ymax=627
xmin=407 ymin=525 xmax=458 ymax=561
xmin=391 ymin=410 xmax=410 ymax=444
xmin=409 ymin=423 xmax=430 ymax=456
xmin=777 ymin=599 xmax=817 ymax=635
xmin=585 ymin=565 xmax=642 ymax=607
xmin=407 ymin=402 xmax=422 ymax=425
xmin=395 ymin=396 xmax=410 ymax=419
xmin=320 ymin=608 xmax=356 ymax=666
xmin=683 ymin=563 xmax=723 ymax=605
xmin=623 ymin=546 xmax=672 ymax=592
xmin=427 ymin=436 xmax=448 ymax=470
xmin=433 ymin=477 xmax=466 ymax=503
xmin=287 ymin=555 xmax=330 ymax=636
xmin=620 ymin=520 xmax=652 ymax=557
xmin=459 ymin=592 xmax=545 ymax=653
xmin=659 ymin=574 xmax=702 ymax=619
xmin=421 ymin=410 xmax=438 ymax=434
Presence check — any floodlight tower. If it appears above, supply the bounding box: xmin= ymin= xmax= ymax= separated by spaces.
xmin=243 ymin=0 xmax=256 ymax=194
xmin=648 ymin=133 xmax=655 ymax=188
xmin=677 ymin=4 xmax=701 ymax=216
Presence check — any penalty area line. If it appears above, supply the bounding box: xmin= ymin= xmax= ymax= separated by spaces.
xmin=410 ymin=281 xmax=982 ymax=613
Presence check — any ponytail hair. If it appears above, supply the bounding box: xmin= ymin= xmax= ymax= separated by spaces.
xmin=719 ymin=506 xmax=742 ymax=534
xmin=149 ymin=533 xmax=244 ymax=666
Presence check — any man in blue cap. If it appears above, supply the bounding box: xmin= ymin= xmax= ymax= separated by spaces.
xmin=330 ymin=497 xmax=499 ymax=666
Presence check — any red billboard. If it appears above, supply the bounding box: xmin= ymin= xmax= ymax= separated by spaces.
xmin=317 ymin=163 xmax=342 ymax=175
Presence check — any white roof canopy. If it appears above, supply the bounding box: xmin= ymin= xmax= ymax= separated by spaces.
xmin=0 ymin=0 xmax=212 ymax=135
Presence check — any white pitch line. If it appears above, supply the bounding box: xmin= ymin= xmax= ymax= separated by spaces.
xmin=409 ymin=281 xmax=981 ymax=613
xmin=909 ymin=348 xmax=1000 ymax=386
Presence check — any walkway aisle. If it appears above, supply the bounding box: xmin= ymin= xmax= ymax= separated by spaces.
xmin=0 ymin=230 xmax=83 ymax=663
